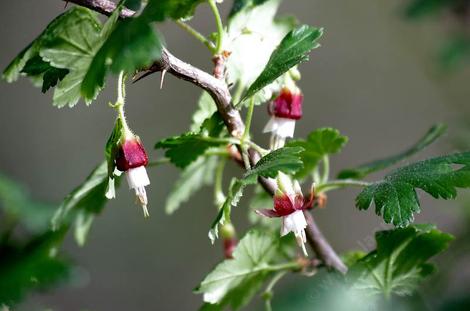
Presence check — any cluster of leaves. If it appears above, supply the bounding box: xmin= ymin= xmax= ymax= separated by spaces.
xmin=0 ymin=175 xmax=72 ymax=306
xmin=195 ymin=225 xmax=452 ymax=310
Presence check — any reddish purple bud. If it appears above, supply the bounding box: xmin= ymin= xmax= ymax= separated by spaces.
xmin=256 ymin=193 xmax=305 ymax=218
xmin=115 ymin=139 xmax=149 ymax=171
xmin=268 ymin=87 xmax=303 ymax=120
xmin=223 ymin=237 xmax=237 ymax=259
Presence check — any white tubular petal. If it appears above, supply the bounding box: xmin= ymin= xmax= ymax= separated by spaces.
xmin=105 ymin=177 xmax=116 ymax=199
xmin=277 ymin=172 xmax=295 ymax=196
xmin=126 ymin=167 xmax=150 ymax=218
xmin=263 ymin=117 xmax=296 ymax=138
xmin=126 ymin=166 xmax=150 ymax=189
xmin=280 ymin=210 xmax=308 ymax=256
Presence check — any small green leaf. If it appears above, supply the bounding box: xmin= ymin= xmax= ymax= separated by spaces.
xmin=195 ymin=230 xmax=279 ymax=308
xmin=244 ymin=146 xmax=304 ymax=179
xmin=241 ymin=25 xmax=322 ymax=102
xmin=349 ymin=225 xmax=453 ymax=297
xmin=0 ymin=174 xmax=55 ymax=233
xmin=81 ymin=17 xmax=162 ymax=101
xmin=0 ymin=229 xmax=71 ymax=305
xmin=356 ymin=152 xmax=470 ymax=227
xmin=338 ymin=124 xmax=447 ymax=179
xmin=287 ymin=128 xmax=348 ymax=179
xmin=208 ymin=177 xmax=257 ymax=243
xmin=51 ymin=162 xmax=118 ymax=246
xmin=105 ymin=118 xmax=125 ymax=178
xmin=2 ymin=7 xmax=106 ymax=107
xmin=166 ymin=156 xmax=218 ymax=214
xmin=155 ymin=133 xmax=226 ymax=168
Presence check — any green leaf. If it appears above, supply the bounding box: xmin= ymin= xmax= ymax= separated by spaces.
xmin=0 ymin=174 xmax=55 ymax=233
xmin=349 ymin=225 xmax=453 ymax=297
xmin=208 ymin=177 xmax=257 ymax=243
xmin=287 ymin=128 xmax=348 ymax=179
xmin=51 ymin=162 xmax=118 ymax=246
xmin=2 ymin=7 xmax=106 ymax=107
xmin=142 ymin=0 xmax=205 ymax=21
xmin=356 ymin=152 xmax=470 ymax=227
xmin=155 ymin=133 xmax=226 ymax=168
xmin=165 ymin=156 xmax=218 ymax=214
xmin=338 ymin=124 xmax=447 ymax=179
xmin=105 ymin=118 xmax=125 ymax=178
xmin=404 ymin=0 xmax=455 ymax=19
xmin=226 ymin=0 xmax=296 ymax=95
xmin=81 ymin=17 xmax=162 ymax=101
xmin=195 ymin=230 xmax=279 ymax=309
xmin=241 ymin=25 xmax=323 ymax=102
xmin=244 ymin=146 xmax=304 ymax=179
xmin=21 ymin=56 xmax=69 ymax=93
xmin=0 ymin=229 xmax=71 ymax=305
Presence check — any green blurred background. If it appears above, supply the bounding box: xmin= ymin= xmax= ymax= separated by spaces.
xmin=1 ymin=0 xmax=469 ymax=310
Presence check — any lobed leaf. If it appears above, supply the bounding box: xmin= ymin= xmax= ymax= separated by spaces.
xmin=338 ymin=123 xmax=447 ymax=179
xmin=349 ymin=224 xmax=453 ymax=297
xmin=356 ymin=152 xmax=470 ymax=227
xmin=196 ymin=230 xmax=279 ymax=309
xmin=155 ymin=133 xmax=226 ymax=169
xmin=287 ymin=128 xmax=348 ymax=179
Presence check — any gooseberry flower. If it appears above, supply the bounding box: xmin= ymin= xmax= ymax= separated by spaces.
xmin=256 ymin=173 xmax=313 ymax=256
xmin=263 ymin=86 xmax=303 ymax=149
xmin=115 ymin=136 xmax=150 ymax=217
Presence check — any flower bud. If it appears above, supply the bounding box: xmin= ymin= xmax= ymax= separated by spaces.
xmin=116 ymin=139 xmax=148 ymax=171
xmin=116 ymin=137 xmax=151 ymax=218
xmin=268 ymin=87 xmax=303 ymax=120
xmin=264 ymin=87 xmax=304 ymax=149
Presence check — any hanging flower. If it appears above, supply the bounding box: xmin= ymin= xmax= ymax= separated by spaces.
xmin=263 ymin=86 xmax=303 ymax=149
xmin=115 ymin=135 xmax=151 ymax=218
xmin=256 ymin=173 xmax=313 ymax=256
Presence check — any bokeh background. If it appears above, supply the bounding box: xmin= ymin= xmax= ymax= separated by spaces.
xmin=1 ymin=0 xmax=469 ymax=310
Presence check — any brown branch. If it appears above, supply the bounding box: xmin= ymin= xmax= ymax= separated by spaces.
xmin=61 ymin=0 xmax=347 ymax=273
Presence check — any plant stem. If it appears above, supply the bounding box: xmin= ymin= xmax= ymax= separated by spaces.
xmin=115 ymin=71 xmax=131 ymax=135
xmin=208 ymin=0 xmax=224 ymax=54
xmin=315 ymin=179 xmax=371 ymax=193
xmin=263 ymin=271 xmax=288 ymax=311
xmin=240 ymin=97 xmax=255 ymax=169
xmin=175 ymin=20 xmax=215 ymax=53
xmin=321 ymin=155 xmax=330 ymax=184
xmin=214 ymin=157 xmax=226 ymax=206
xmin=147 ymin=158 xmax=171 ymax=167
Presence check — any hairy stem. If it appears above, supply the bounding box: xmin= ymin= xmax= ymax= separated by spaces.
xmin=208 ymin=0 xmax=224 ymax=54
xmin=175 ymin=20 xmax=215 ymax=53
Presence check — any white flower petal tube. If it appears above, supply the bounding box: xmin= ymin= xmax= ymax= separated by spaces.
xmin=126 ymin=166 xmax=150 ymax=217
